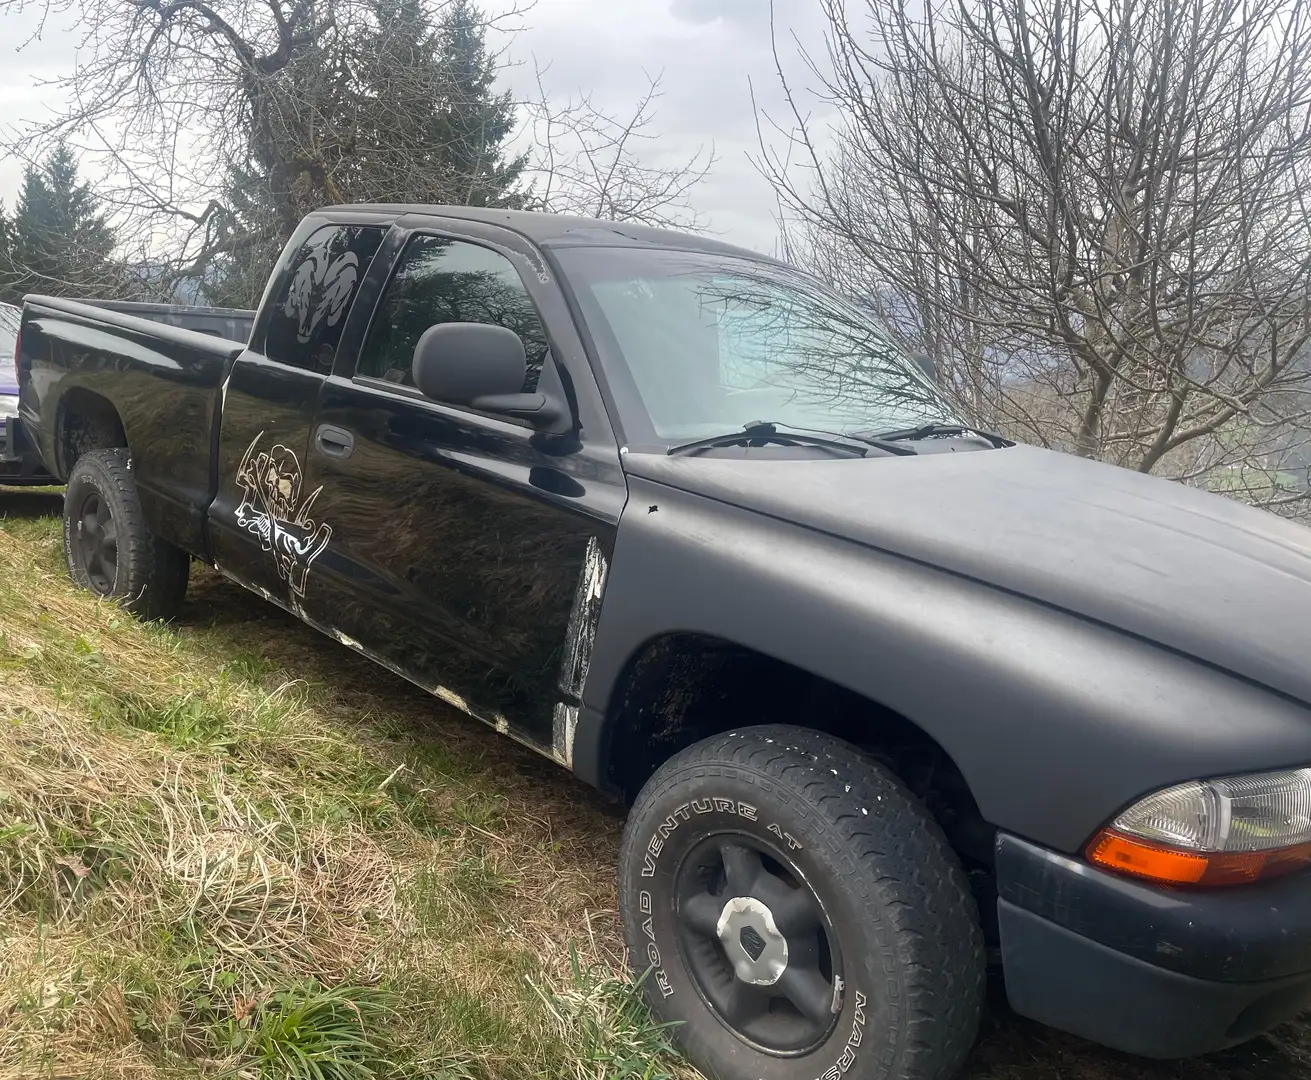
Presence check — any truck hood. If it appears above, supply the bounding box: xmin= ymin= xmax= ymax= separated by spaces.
xmin=626 ymin=444 xmax=1311 ymax=709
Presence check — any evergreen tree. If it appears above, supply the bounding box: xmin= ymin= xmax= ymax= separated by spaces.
xmin=198 ymin=0 xmax=525 ymax=299
xmin=426 ymin=0 xmax=525 ymax=206
xmin=0 ymin=204 xmax=14 ymax=303
xmin=0 ymin=145 xmax=120 ymax=302
xmin=348 ymin=0 xmax=525 ymax=207
xmin=196 ymin=163 xmax=287 ymax=308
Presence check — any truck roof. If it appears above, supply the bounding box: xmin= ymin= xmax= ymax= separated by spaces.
xmin=317 ymin=203 xmax=787 ymax=264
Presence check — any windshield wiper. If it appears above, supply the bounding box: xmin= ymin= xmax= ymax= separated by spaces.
xmin=667 ymin=421 xmax=877 ymax=458
xmin=857 ymin=422 xmax=1011 ymax=449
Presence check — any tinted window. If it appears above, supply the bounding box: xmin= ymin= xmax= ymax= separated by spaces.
xmin=357 ymin=235 xmax=547 ymax=393
xmin=264 ymin=224 xmax=385 ymax=372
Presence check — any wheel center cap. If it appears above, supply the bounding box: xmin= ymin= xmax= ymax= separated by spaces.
xmin=716 ymin=896 xmax=788 ymax=986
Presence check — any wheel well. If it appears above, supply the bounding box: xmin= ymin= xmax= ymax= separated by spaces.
xmin=603 ymin=633 xmax=995 ymax=868
xmin=56 ymin=390 xmax=127 ymax=478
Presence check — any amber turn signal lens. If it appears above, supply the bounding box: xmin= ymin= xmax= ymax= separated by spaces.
xmin=1087 ymin=829 xmax=1311 ymax=887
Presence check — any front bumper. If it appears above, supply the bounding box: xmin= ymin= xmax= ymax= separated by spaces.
xmin=997 ymin=832 xmax=1311 ymax=1057
xmin=0 ymin=415 xmax=56 ymax=485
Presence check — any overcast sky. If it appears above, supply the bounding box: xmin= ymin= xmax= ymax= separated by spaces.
xmin=0 ymin=0 xmax=833 ymax=255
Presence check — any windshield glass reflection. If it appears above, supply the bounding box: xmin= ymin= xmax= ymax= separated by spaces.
xmin=555 ymin=246 xmax=951 ymax=441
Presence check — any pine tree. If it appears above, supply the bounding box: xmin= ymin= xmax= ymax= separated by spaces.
xmin=196 ymin=163 xmax=287 ymax=308
xmin=198 ymin=0 xmax=525 ymax=298
xmin=351 ymin=0 xmax=525 ymax=207
xmin=426 ymin=0 xmax=525 ymax=207
xmin=0 ymin=204 xmax=15 ymax=304
xmin=1 ymin=145 xmax=120 ymax=301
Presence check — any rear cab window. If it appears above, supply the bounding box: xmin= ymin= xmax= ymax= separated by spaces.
xmin=264 ymin=224 xmax=387 ymax=373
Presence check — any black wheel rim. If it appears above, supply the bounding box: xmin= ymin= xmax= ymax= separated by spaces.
xmin=76 ymin=492 xmax=118 ymax=595
xmin=673 ymin=832 xmax=844 ymax=1055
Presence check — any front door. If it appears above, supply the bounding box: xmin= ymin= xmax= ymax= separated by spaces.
xmin=207 ymin=219 xmax=386 ymax=608
xmin=297 ymin=225 xmax=626 ymax=757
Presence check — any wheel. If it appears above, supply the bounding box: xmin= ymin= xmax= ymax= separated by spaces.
xmin=64 ymin=448 xmax=190 ymax=621
xmin=618 ymin=725 xmax=984 ymax=1080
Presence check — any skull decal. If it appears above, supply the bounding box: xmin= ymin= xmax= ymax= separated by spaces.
xmin=235 ymin=431 xmax=332 ymax=599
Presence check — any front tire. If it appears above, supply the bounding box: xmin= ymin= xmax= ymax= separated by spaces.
xmin=618 ymin=726 xmax=984 ymax=1080
xmin=64 ymin=448 xmax=190 ymax=621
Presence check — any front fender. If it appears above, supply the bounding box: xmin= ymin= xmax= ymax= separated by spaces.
xmin=579 ymin=476 xmax=1311 ymax=854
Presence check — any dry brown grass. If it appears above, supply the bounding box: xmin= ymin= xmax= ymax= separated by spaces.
xmin=1 ymin=491 xmax=1308 ymax=1080
xmin=0 ymin=508 xmax=686 ymax=1080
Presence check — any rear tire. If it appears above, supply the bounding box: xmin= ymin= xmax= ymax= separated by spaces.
xmin=618 ymin=725 xmax=984 ymax=1080
xmin=64 ymin=448 xmax=190 ymax=621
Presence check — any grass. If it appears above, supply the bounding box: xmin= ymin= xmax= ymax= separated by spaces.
xmin=0 ymin=495 xmax=685 ymax=1080
xmin=1 ymin=488 xmax=1309 ymax=1080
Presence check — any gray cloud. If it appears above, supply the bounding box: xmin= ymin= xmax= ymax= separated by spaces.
xmin=669 ymin=0 xmax=805 ymax=33
xmin=504 ymin=0 xmax=832 ymax=250
xmin=669 ymin=0 xmax=745 ymax=25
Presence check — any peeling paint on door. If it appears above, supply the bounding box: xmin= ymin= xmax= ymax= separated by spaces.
xmin=559 ymin=536 xmax=609 ymax=700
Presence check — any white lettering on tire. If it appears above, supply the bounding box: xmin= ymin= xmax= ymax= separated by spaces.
xmin=815 ymin=990 xmax=867 ymax=1080
xmin=768 ymin=821 xmax=803 ymax=850
xmin=640 ymin=799 xmax=802 ymax=877
xmin=634 ymin=793 xmax=874 ymax=1076
xmin=638 ymin=890 xmax=675 ymax=997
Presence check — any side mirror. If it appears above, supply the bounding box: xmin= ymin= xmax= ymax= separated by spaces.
xmin=412 ymin=322 xmax=567 ymax=429
xmin=910 ymin=350 xmax=937 ymax=383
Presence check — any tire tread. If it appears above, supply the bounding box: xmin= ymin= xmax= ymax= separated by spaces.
xmin=622 ymin=724 xmax=984 ymax=1080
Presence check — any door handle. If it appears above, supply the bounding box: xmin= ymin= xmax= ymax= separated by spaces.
xmin=314 ymin=424 xmax=355 ymax=459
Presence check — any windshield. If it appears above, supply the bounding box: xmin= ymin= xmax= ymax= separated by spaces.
xmin=0 ymin=304 xmax=18 ymax=390
xmin=554 ymin=246 xmax=953 ymax=443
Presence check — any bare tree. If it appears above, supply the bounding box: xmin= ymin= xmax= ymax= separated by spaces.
xmin=5 ymin=0 xmax=357 ymax=263
xmin=1 ymin=0 xmax=714 ymax=304
xmin=2 ymin=0 xmax=536 ymax=284
xmin=521 ymin=64 xmax=715 ymax=229
xmin=760 ymin=0 xmax=1311 ymax=513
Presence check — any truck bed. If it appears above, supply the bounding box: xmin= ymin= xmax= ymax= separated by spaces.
xmin=17 ymin=295 xmax=250 ymax=555
xmin=80 ymin=300 xmax=256 ymax=344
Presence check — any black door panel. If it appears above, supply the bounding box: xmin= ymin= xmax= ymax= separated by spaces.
xmin=207 ymin=357 xmax=325 ymax=607
xmin=302 ymin=380 xmax=623 ymax=749
xmin=206 ymin=220 xmax=387 ymax=609
xmin=298 ymin=223 xmax=627 ymax=758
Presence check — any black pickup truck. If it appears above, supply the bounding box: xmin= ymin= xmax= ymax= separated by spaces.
xmin=16 ymin=205 xmax=1311 ymax=1080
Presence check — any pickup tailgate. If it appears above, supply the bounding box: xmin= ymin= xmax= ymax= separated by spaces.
xmin=18 ymin=295 xmax=248 ymax=557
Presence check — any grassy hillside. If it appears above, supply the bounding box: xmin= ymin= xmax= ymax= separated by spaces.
xmin=0 ymin=499 xmax=682 ymax=1080
xmin=0 ymin=491 xmax=1308 ymax=1080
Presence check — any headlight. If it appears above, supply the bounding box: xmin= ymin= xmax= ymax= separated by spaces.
xmin=1087 ymin=767 xmax=1311 ymax=886
xmin=0 ymin=395 xmax=17 ymax=420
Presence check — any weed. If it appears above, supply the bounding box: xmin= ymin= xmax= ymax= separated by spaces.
xmin=530 ymin=950 xmax=683 ymax=1080
xmin=238 ymin=982 xmax=393 ymax=1080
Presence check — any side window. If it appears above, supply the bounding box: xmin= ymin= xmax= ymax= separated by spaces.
xmin=264 ymin=224 xmax=386 ymax=373
xmin=356 ymin=235 xmax=548 ymax=393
